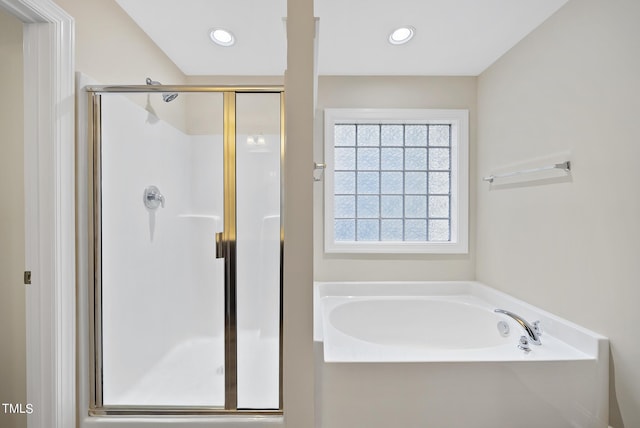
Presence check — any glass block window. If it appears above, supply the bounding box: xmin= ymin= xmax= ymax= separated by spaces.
xmin=333 ymin=123 xmax=451 ymax=241
xmin=324 ymin=109 xmax=469 ymax=254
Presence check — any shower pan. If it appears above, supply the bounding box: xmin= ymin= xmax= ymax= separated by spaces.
xmin=85 ymin=85 xmax=284 ymax=416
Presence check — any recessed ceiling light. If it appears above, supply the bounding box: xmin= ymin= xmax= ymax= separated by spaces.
xmin=388 ymin=26 xmax=415 ymax=45
xmin=209 ymin=28 xmax=235 ymax=47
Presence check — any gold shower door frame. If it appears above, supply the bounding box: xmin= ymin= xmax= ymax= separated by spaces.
xmin=86 ymin=86 xmax=285 ymax=416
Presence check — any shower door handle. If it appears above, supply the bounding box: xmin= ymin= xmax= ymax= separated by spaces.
xmin=216 ymin=232 xmax=224 ymax=259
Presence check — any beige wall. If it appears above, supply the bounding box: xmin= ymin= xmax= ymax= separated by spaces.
xmin=55 ymin=0 xmax=189 ymax=131
xmin=314 ymin=76 xmax=477 ymax=281
xmin=0 ymin=7 xmax=26 ymax=428
xmin=283 ymin=1 xmax=316 ymax=425
xmin=476 ymin=1 xmax=640 ymax=426
xmin=55 ymin=0 xmax=307 ymax=424
xmin=54 ymin=0 xmax=287 ymax=134
xmin=55 ymin=0 xmax=186 ymax=86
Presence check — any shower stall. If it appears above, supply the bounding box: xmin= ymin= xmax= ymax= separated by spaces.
xmin=86 ymin=84 xmax=283 ymax=415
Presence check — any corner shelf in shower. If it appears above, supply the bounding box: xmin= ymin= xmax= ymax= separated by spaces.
xmin=178 ymin=214 xmax=222 ymax=229
xmin=178 ymin=214 xmax=222 ymax=220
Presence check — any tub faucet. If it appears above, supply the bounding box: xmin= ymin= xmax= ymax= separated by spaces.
xmin=494 ymin=309 xmax=541 ymax=345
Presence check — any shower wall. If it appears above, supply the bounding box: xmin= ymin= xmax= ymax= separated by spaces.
xmin=101 ymin=93 xmax=225 ymax=404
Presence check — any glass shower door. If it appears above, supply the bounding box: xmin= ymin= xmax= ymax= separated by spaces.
xmin=235 ymin=92 xmax=282 ymax=409
xmin=98 ymin=91 xmax=226 ymax=407
xmin=90 ymin=88 xmax=283 ymax=414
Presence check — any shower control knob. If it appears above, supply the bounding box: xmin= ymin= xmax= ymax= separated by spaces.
xmin=143 ymin=185 xmax=165 ymax=210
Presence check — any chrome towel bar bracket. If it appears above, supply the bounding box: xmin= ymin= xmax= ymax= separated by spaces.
xmin=313 ymin=162 xmax=326 ymax=182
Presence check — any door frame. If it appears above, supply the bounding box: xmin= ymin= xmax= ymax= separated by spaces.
xmin=0 ymin=1 xmax=75 ymax=427
xmin=83 ymin=86 xmax=284 ymax=417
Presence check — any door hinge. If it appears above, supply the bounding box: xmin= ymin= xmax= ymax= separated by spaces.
xmin=24 ymin=271 xmax=32 ymax=285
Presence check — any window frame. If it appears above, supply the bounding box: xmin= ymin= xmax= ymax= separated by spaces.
xmin=323 ymin=108 xmax=469 ymax=254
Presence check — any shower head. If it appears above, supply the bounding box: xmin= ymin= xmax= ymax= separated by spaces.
xmin=162 ymin=92 xmax=179 ymax=103
xmin=145 ymin=77 xmax=179 ymax=103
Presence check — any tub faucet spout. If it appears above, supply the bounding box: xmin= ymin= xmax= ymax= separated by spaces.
xmin=494 ymin=309 xmax=541 ymax=345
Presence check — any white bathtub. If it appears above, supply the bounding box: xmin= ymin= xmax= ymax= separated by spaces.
xmin=314 ymin=281 xmax=609 ymax=428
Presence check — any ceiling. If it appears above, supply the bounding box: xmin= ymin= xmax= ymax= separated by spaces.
xmin=115 ymin=0 xmax=568 ymax=76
